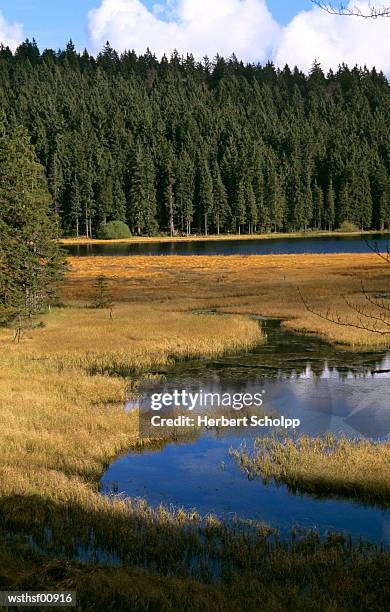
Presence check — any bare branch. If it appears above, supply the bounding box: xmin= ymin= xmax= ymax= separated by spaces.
xmin=363 ymin=238 xmax=390 ymax=264
xmin=360 ymin=280 xmax=390 ymax=313
xmin=342 ymin=294 xmax=390 ymax=328
xmin=298 ymin=236 xmax=390 ymax=336
xmin=297 ymin=287 xmax=390 ymax=335
xmin=311 ymin=2 xmax=390 ymax=18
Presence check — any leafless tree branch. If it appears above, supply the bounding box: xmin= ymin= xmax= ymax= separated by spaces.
xmin=311 ymin=2 xmax=390 ymax=18
xmin=364 ymin=238 xmax=390 ymax=263
xmin=297 ymin=287 xmax=390 ymax=335
xmin=342 ymin=294 xmax=390 ymax=327
xmin=299 ymin=237 xmax=390 ymax=335
xmin=360 ymin=279 xmax=390 ymax=313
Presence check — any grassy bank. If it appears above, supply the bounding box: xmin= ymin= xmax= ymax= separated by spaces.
xmin=230 ymin=435 xmax=390 ymax=508
xmin=1 ymin=305 xmax=261 ymax=376
xmin=59 ymin=229 xmax=390 ymax=246
xmin=0 ymin=304 xmax=262 ymax=534
xmin=2 ymin=342 xmax=388 ymax=610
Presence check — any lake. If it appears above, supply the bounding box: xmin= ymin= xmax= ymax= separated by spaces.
xmin=65 ymin=233 xmax=390 ymax=257
xmin=101 ymin=320 xmax=390 ymax=546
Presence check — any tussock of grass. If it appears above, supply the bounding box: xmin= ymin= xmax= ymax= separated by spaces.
xmin=231 ymin=434 xmax=390 ymax=507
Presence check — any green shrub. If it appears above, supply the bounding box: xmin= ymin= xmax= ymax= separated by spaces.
xmin=337 ymin=221 xmax=360 ymax=233
xmin=98 ymin=220 xmax=131 ymax=240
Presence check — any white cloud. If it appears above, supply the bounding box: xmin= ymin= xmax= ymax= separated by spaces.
xmin=88 ymin=0 xmax=280 ymax=62
xmin=275 ymin=1 xmax=390 ymax=73
xmin=0 ymin=11 xmax=23 ymax=50
xmin=87 ymin=0 xmax=390 ymax=72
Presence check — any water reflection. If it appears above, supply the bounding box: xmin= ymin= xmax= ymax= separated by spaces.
xmin=66 ymin=233 xmax=390 ymax=257
xmin=102 ymin=321 xmax=390 ymax=545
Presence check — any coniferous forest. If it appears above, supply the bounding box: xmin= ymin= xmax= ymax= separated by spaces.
xmin=1 ymin=39 xmax=389 ymax=237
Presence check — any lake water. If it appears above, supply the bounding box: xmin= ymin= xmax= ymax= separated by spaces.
xmin=65 ymin=233 xmax=390 ymax=257
xmin=101 ymin=321 xmax=390 ymax=546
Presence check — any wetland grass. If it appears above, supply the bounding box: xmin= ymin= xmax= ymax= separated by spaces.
xmin=2 ymin=529 xmax=389 ymax=611
xmin=1 ymin=252 xmax=389 ymax=610
xmin=66 ymin=253 xmax=390 ymax=349
xmin=230 ymin=434 xmax=390 ymax=507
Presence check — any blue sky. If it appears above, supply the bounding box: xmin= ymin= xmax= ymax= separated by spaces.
xmin=0 ymin=1 xmax=313 ymax=51
xmin=0 ymin=1 xmax=389 ymax=73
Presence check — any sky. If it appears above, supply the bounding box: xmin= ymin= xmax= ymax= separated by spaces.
xmin=0 ymin=1 xmax=389 ymax=73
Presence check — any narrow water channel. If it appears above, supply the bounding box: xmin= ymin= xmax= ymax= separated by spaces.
xmin=101 ymin=321 xmax=390 ymax=545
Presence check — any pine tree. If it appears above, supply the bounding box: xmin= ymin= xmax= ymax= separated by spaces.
xmin=302 ymin=173 xmax=313 ymax=231
xmin=344 ymin=169 xmax=373 ymax=230
xmin=313 ymin=181 xmax=324 ymax=229
xmin=235 ymin=180 xmax=246 ymax=235
xmin=324 ymin=179 xmax=335 ymax=231
xmin=0 ymin=45 xmax=388 ymax=237
xmin=70 ymin=177 xmax=82 ymax=237
xmin=0 ymin=126 xmax=64 ymax=324
xmin=198 ymin=158 xmax=213 ymax=236
xmin=246 ymin=183 xmax=257 ymax=234
xmin=129 ymin=147 xmax=157 ymax=235
xmin=212 ymin=165 xmax=229 ymax=235
xmin=378 ymin=191 xmax=390 ymax=230
xmin=338 ymin=183 xmax=351 ymax=226
xmin=253 ymin=169 xmax=270 ymax=231
xmin=175 ymin=151 xmax=195 ymax=235
xmin=91 ymin=275 xmax=113 ymax=310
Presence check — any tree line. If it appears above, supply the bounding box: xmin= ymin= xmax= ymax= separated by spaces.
xmin=0 ymin=39 xmax=389 ymax=237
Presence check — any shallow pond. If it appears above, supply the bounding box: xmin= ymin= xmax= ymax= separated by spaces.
xmin=66 ymin=233 xmax=390 ymax=257
xmin=101 ymin=321 xmax=390 ymax=545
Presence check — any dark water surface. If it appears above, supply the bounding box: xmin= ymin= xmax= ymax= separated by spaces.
xmin=66 ymin=233 xmax=390 ymax=257
xmin=101 ymin=321 xmax=390 ymax=545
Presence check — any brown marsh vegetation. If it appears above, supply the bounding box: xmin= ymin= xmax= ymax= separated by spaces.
xmin=65 ymin=253 xmax=390 ymax=348
xmin=1 ymin=252 xmax=389 ymax=610
xmin=230 ymin=434 xmax=390 ymax=507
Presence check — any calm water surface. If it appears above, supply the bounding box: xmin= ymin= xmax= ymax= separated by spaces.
xmin=66 ymin=233 xmax=390 ymax=257
xmin=101 ymin=321 xmax=390 ymax=545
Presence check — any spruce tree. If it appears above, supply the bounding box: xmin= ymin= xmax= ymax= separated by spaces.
xmin=235 ymin=180 xmax=246 ymax=235
xmin=0 ymin=45 xmax=388 ymax=237
xmin=175 ymin=151 xmax=195 ymax=235
xmin=313 ymin=181 xmax=324 ymax=230
xmin=324 ymin=179 xmax=335 ymax=231
xmin=338 ymin=183 xmax=351 ymax=226
xmin=212 ymin=165 xmax=229 ymax=235
xmin=129 ymin=147 xmax=157 ymax=235
xmin=0 ymin=126 xmax=64 ymax=323
xmin=198 ymin=158 xmax=213 ymax=236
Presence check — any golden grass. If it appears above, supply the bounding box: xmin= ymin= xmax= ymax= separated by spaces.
xmin=0 ymin=305 xmax=261 ymax=376
xmin=0 ymin=276 xmax=263 ymax=581
xmin=0 ymin=252 xmax=387 ymax=528
xmin=0 ymin=251 xmax=389 ymax=610
xmin=231 ymin=434 xmax=390 ymax=507
xmin=64 ymin=253 xmax=390 ymax=349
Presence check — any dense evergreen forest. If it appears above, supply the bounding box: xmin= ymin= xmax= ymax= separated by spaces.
xmin=0 ymin=39 xmax=389 ymax=237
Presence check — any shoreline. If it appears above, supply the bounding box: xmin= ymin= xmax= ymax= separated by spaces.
xmin=59 ymin=229 xmax=390 ymax=247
